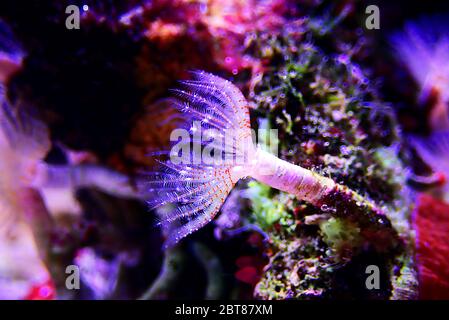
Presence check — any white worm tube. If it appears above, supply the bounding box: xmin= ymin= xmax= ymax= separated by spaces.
xmin=248 ymin=148 xmax=336 ymax=205
xmin=30 ymin=162 xmax=141 ymax=199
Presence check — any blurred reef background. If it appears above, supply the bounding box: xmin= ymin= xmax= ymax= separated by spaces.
xmin=1 ymin=0 xmax=449 ymax=300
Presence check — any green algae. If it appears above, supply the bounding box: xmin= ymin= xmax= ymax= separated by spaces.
xmin=244 ymin=19 xmax=417 ymax=299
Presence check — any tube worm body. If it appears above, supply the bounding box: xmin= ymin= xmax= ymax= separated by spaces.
xmin=30 ymin=163 xmax=141 ymax=199
xmin=249 ymin=148 xmax=335 ymax=206
xmin=150 ymin=71 xmax=386 ymax=247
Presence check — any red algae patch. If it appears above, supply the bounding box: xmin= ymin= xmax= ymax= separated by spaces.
xmin=415 ymin=194 xmax=449 ymax=299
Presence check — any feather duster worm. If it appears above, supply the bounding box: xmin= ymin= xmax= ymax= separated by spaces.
xmin=150 ymin=71 xmax=387 ymax=248
xmin=391 ymin=16 xmax=449 ymax=131
xmin=0 ymin=86 xmax=50 ymax=230
xmin=0 ymin=20 xmax=23 ymax=82
xmin=0 ymin=21 xmax=49 ymax=229
xmin=412 ymin=131 xmax=449 ymax=176
xmin=392 ymin=17 xmax=449 ymax=188
xmin=411 ymin=130 xmax=449 ymax=193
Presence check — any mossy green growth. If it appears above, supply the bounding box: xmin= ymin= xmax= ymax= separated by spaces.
xmin=247 ymin=181 xmax=297 ymax=242
xmin=247 ymin=181 xmax=284 ymax=229
xmin=319 ymin=217 xmax=362 ymax=262
xmin=242 ymin=18 xmax=417 ymax=299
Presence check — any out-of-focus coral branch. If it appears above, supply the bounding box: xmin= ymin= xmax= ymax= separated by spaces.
xmin=192 ymin=242 xmax=225 ymax=300
xmin=139 ymin=247 xmax=187 ymax=300
xmin=18 ymin=187 xmax=78 ymax=299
